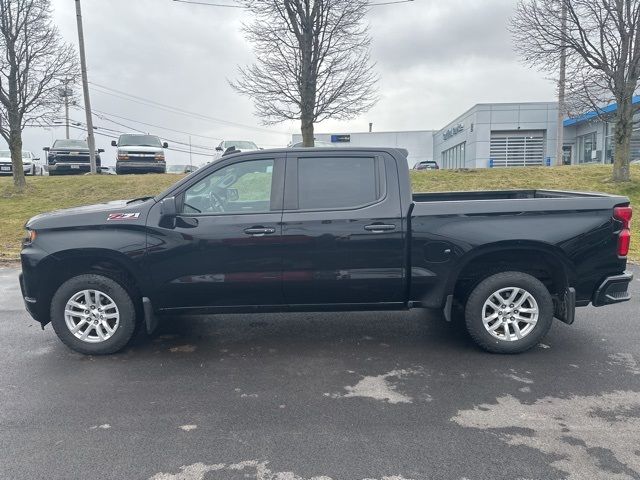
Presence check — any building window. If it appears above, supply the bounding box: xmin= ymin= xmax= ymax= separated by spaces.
xmin=577 ymin=132 xmax=598 ymax=163
xmin=441 ymin=142 xmax=466 ymax=169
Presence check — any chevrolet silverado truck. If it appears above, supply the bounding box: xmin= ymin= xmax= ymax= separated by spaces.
xmin=20 ymin=148 xmax=633 ymax=355
xmin=44 ymin=139 xmax=104 ymax=175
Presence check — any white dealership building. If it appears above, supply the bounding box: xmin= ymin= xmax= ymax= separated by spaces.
xmin=293 ymin=99 xmax=637 ymax=169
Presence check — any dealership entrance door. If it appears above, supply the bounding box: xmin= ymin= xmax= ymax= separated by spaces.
xmin=489 ymin=131 xmax=546 ymax=167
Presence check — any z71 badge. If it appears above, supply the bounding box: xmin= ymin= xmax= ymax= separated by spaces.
xmin=107 ymin=212 xmax=141 ymax=221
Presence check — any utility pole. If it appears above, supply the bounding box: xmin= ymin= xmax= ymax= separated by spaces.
xmin=189 ymin=135 xmax=193 ymax=169
xmin=75 ymin=0 xmax=97 ymax=174
xmin=555 ymin=0 xmax=567 ymax=166
xmin=61 ymin=77 xmax=71 ymax=139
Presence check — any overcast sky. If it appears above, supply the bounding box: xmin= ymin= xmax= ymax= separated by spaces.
xmin=15 ymin=0 xmax=555 ymax=166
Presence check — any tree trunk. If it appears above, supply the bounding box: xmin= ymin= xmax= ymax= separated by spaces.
xmin=612 ymin=95 xmax=632 ymax=182
xmin=301 ymin=116 xmax=314 ymax=147
xmin=9 ymin=120 xmax=26 ymax=190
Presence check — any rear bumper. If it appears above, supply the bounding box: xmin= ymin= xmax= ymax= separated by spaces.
xmin=592 ymin=271 xmax=633 ymax=306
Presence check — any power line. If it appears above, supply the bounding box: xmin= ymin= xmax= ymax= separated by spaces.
xmin=369 ymin=0 xmax=414 ymax=5
xmin=66 ymin=117 xmax=216 ymax=156
xmin=89 ymin=112 xmax=216 ymax=151
xmin=172 ymin=0 xmax=415 ymax=6
xmin=89 ymin=82 xmax=288 ymax=136
xmin=172 ymin=0 xmax=242 ymax=7
xmin=93 ymin=108 xmax=223 ymax=141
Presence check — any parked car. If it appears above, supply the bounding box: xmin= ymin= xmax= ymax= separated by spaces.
xmin=167 ymin=164 xmax=198 ymax=174
xmin=413 ymin=160 xmax=440 ymax=170
xmin=112 ymin=134 xmax=168 ymax=175
xmin=44 ymin=140 xmax=103 ymax=175
xmin=20 ymin=148 xmax=632 ymax=355
xmin=213 ymin=140 xmax=259 ymax=161
xmin=289 ymin=140 xmax=337 ymax=148
xmin=0 ymin=150 xmax=44 ymax=176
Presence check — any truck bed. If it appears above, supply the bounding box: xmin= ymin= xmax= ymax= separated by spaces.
xmin=411 ymin=189 xmax=629 ymax=216
xmin=413 ymin=189 xmax=620 ymax=202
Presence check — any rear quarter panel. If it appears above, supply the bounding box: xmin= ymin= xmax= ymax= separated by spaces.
xmin=410 ymin=200 xmax=627 ymax=307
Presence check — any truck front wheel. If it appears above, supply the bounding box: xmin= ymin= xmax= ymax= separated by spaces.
xmin=50 ymin=274 xmax=137 ymax=355
xmin=464 ymin=271 xmax=553 ymax=354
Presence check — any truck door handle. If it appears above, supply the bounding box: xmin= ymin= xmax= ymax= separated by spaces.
xmin=244 ymin=226 xmax=276 ymax=236
xmin=364 ymin=224 xmax=397 ymax=232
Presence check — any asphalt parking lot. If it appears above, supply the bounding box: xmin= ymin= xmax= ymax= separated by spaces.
xmin=1 ymin=266 xmax=639 ymax=480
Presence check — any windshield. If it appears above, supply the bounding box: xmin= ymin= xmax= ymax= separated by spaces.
xmin=119 ymin=134 xmax=162 ymax=147
xmin=223 ymin=141 xmax=258 ymax=150
xmin=0 ymin=150 xmax=34 ymax=161
xmin=53 ymin=140 xmax=88 ymax=149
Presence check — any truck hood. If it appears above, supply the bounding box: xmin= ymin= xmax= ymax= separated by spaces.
xmin=26 ymin=198 xmax=154 ymax=230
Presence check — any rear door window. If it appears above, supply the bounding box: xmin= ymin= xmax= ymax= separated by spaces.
xmin=297 ymin=156 xmax=383 ymax=210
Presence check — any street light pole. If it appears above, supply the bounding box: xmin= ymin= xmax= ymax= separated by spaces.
xmin=75 ymin=0 xmax=97 ymax=174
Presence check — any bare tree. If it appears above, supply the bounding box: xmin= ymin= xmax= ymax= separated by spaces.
xmin=231 ymin=0 xmax=379 ymax=147
xmin=0 ymin=0 xmax=78 ymax=189
xmin=512 ymin=0 xmax=640 ymax=182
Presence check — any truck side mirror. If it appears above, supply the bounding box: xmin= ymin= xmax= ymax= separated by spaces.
xmin=111 ymin=140 xmax=117 ymax=147
xmin=98 ymin=148 xmax=105 ymax=153
xmin=215 ymin=146 xmax=223 ymax=151
xmin=163 ymin=142 xmax=169 ymax=149
xmin=159 ymin=196 xmax=177 ymax=227
xmin=43 ymin=147 xmax=50 ymax=152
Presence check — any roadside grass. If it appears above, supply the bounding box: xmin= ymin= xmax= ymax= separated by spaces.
xmin=1 ymin=164 xmax=638 ymax=262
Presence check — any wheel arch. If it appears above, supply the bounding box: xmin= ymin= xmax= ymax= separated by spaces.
xmin=36 ymin=249 xmax=149 ymax=324
xmin=446 ymin=241 xmax=575 ymax=302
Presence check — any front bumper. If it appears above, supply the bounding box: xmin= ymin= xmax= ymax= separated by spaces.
xmin=0 ymin=163 xmax=34 ymax=174
xmin=116 ymin=161 xmax=166 ymax=173
xmin=592 ymin=271 xmax=633 ymax=306
xmin=49 ymin=163 xmax=93 ymax=174
xmin=19 ymin=272 xmax=44 ymax=326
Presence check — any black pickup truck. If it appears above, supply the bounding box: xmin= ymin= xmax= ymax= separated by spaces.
xmin=44 ymin=139 xmax=104 ymax=175
xmin=20 ymin=148 xmax=633 ymax=355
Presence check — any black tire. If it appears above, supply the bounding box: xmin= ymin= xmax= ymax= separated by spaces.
xmin=50 ymin=274 xmax=137 ymax=355
xmin=464 ymin=271 xmax=553 ymax=354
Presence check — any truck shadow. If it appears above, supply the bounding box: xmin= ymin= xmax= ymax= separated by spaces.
xmin=131 ymin=308 xmax=475 ymax=355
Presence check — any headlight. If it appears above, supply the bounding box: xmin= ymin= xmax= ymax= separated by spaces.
xmin=118 ymin=154 xmax=129 ymax=161
xmin=23 ymin=229 xmax=37 ymax=245
xmin=155 ymin=153 xmax=165 ymax=161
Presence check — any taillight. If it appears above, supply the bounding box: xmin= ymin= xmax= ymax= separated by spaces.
xmin=614 ymin=206 xmax=632 ymax=257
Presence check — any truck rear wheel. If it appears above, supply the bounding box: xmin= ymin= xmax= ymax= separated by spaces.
xmin=464 ymin=271 xmax=553 ymax=354
xmin=50 ymin=274 xmax=137 ymax=355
